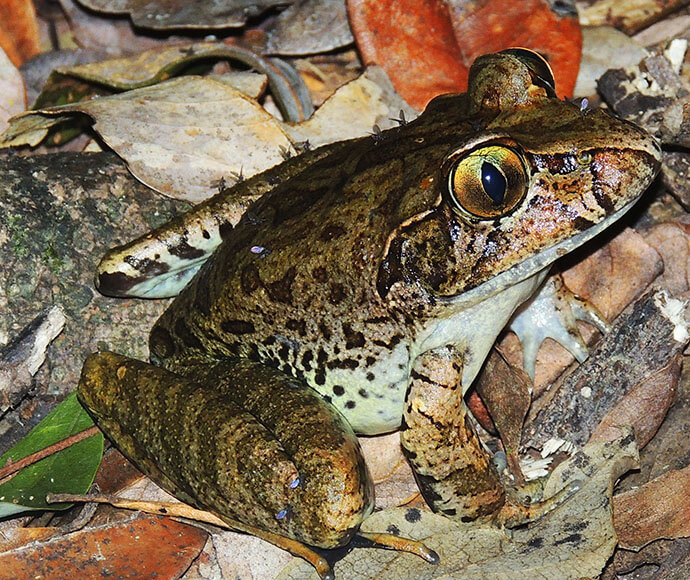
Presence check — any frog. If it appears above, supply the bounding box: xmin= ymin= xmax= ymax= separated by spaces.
xmin=77 ymin=49 xmax=661 ymax=578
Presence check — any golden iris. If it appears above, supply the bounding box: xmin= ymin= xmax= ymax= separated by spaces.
xmin=447 ymin=145 xmax=528 ymax=219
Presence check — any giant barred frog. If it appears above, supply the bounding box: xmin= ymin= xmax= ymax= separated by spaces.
xmin=78 ymin=50 xmax=660 ymax=576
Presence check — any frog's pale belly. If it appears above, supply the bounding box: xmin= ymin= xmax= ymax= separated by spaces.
xmin=317 ymin=339 xmax=411 ymax=434
xmin=318 ymin=271 xmax=548 ymax=435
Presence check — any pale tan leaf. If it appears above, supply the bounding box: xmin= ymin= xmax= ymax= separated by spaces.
xmin=276 ymin=434 xmax=637 ymax=579
xmin=213 ymin=530 xmax=295 ymax=579
xmin=0 ymin=46 xmax=26 ymax=135
xmin=281 ymin=67 xmax=418 ymax=148
xmin=360 ymin=432 xmax=418 ymax=509
xmin=210 ymin=72 xmax=268 ymax=100
xmin=1 ymin=76 xmax=295 ymax=202
xmin=82 ymin=76 xmax=294 ymax=201
xmin=574 ymin=26 xmax=648 ymax=97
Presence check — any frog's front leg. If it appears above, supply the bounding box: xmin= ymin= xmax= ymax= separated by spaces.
xmin=400 ymin=345 xmax=506 ymax=520
xmin=401 ymin=346 xmax=578 ymax=525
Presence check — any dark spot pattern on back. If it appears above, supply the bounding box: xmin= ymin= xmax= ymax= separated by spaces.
xmin=220 ymin=319 xmax=255 ymax=335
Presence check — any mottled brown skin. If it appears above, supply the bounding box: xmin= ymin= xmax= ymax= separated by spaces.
xmin=79 ymin=50 xmax=661 ymax=556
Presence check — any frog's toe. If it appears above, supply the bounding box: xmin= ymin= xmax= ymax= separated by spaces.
xmin=495 ymin=479 xmax=581 ymax=527
xmin=509 ymin=274 xmax=609 ymax=379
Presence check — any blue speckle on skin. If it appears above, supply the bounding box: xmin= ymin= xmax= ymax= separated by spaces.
xmin=275 ymin=509 xmax=288 ymax=520
xmin=289 ymin=477 xmax=301 ymax=489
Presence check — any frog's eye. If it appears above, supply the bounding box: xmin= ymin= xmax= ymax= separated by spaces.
xmin=446 ymin=145 xmax=528 ymax=219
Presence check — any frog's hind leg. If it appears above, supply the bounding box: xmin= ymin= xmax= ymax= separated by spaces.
xmin=77 ymin=352 xmax=373 ymax=561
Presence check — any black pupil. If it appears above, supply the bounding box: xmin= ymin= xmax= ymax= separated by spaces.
xmin=481 ymin=162 xmax=506 ymax=204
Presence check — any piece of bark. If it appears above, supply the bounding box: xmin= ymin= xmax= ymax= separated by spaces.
xmin=0 ymin=151 xmax=185 ymax=452
xmin=602 ymin=538 xmax=690 ymax=580
xmin=524 ymin=289 xmax=689 ymax=452
xmin=0 ymin=306 xmax=65 ymax=413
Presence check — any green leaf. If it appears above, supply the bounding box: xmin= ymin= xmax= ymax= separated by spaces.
xmin=0 ymin=392 xmax=104 ymax=517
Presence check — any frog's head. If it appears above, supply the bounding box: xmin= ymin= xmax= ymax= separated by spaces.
xmin=377 ymin=50 xmax=661 ymax=311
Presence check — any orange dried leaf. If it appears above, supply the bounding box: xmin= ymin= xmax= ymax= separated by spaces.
xmin=348 ymin=0 xmax=581 ymax=109
xmin=0 ymin=0 xmax=40 ymax=67
xmin=0 ymin=514 xmax=206 ymax=579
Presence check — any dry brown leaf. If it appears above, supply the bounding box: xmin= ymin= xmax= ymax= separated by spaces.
xmin=474 ymin=349 xmax=532 ymax=482
xmin=501 ymin=228 xmax=663 ymax=394
xmin=265 ymin=0 xmax=354 ymax=56
xmin=57 ymin=0 xmax=168 ymax=57
xmin=76 ymin=0 xmax=290 ymax=29
xmin=590 ymin=355 xmax=680 ymax=448
xmin=605 ymin=538 xmax=690 ymax=579
xmin=0 ymin=512 xmax=206 ymax=578
xmin=645 ymin=219 xmax=690 ymax=295
xmin=613 ymin=465 xmax=690 ymax=548
xmin=562 ymin=228 xmax=663 ymax=320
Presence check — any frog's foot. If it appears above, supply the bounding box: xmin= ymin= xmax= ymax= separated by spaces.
xmin=495 ymin=480 xmax=581 ymax=528
xmin=509 ymin=273 xmax=609 ymax=379
xmin=215 ymin=515 xmax=336 ymax=580
xmin=78 ymin=353 xmax=374 ymax=577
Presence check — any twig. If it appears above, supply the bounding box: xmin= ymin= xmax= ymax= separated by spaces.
xmin=0 ymin=426 xmax=100 ymax=485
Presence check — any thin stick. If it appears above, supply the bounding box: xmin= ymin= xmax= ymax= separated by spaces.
xmin=46 ymin=492 xmax=230 ymax=526
xmin=0 ymin=426 xmax=100 ymax=484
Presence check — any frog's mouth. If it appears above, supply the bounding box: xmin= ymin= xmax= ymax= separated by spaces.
xmin=440 ymin=197 xmax=640 ymax=310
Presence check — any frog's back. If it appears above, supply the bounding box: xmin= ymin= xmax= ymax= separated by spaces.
xmin=148 ymin=95 xmax=476 ymax=433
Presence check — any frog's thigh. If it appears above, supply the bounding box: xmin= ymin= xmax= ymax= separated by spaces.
xmin=400 ymin=345 xmax=505 ymax=520
xmin=78 ymin=352 xmax=373 ymax=548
